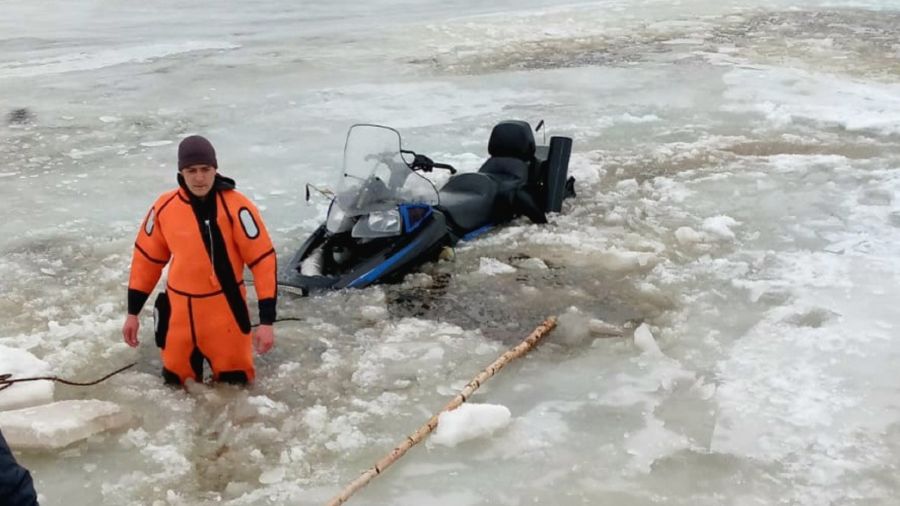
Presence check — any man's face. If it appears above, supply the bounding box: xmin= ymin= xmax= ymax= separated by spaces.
xmin=181 ymin=164 xmax=217 ymax=198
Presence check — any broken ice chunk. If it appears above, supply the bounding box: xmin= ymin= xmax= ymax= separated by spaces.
xmin=0 ymin=400 xmax=132 ymax=450
xmin=633 ymin=323 xmax=663 ymax=356
xmin=0 ymin=345 xmax=54 ymax=411
xmin=431 ymin=403 xmax=511 ymax=447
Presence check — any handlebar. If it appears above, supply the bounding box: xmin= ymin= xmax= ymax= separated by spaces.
xmin=403 ymin=151 xmax=457 ymax=174
xmin=431 ymin=162 xmax=457 ymax=174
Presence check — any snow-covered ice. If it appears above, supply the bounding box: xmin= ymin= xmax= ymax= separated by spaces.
xmin=2 ymin=0 xmax=900 ymax=505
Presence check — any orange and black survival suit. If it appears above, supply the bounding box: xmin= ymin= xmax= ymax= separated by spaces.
xmin=127 ymin=172 xmax=276 ymax=385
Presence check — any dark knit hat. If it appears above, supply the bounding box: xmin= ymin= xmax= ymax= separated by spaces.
xmin=178 ymin=135 xmax=218 ymax=170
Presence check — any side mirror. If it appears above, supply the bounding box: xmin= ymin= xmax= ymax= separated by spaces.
xmin=305 ymin=184 xmax=335 ymax=203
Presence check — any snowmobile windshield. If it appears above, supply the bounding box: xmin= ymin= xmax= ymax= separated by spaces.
xmin=333 ymin=124 xmax=439 ymax=217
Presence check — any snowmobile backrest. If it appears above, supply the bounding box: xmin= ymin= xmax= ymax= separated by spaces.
xmin=488 ymin=120 xmax=535 ymax=161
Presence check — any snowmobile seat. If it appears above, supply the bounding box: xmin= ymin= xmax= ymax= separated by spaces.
xmin=479 ymin=157 xmax=529 ymax=191
xmin=437 ymin=172 xmax=498 ymax=233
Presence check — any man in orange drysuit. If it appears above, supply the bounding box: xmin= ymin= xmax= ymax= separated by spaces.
xmin=121 ymin=135 xmax=277 ymax=385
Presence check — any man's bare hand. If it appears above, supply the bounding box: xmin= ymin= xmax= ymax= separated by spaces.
xmin=254 ymin=324 xmax=275 ymax=354
xmin=123 ymin=314 xmax=140 ymax=347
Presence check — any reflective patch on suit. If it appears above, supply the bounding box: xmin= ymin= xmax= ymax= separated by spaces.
xmin=239 ymin=208 xmax=259 ymax=239
xmin=144 ymin=208 xmax=156 ymax=235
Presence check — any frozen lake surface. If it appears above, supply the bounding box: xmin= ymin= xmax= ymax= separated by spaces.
xmin=2 ymin=0 xmax=900 ymax=504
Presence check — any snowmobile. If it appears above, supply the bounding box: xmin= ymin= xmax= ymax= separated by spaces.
xmin=278 ymin=120 xmax=573 ymax=294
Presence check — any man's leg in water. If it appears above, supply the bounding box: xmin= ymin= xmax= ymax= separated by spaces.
xmin=194 ymin=294 xmax=255 ymax=384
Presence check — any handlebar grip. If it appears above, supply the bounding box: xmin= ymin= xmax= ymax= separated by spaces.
xmin=433 ymin=163 xmax=457 ymax=174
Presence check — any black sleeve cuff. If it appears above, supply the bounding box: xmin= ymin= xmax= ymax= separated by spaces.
xmin=128 ymin=289 xmax=151 ymax=315
xmin=258 ymin=297 xmax=277 ymax=325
